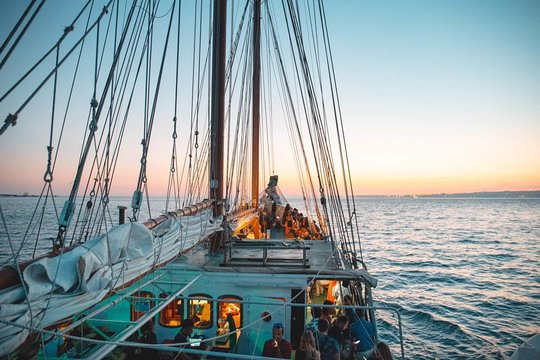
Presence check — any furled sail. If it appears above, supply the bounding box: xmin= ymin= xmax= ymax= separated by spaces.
xmin=0 ymin=209 xmax=221 ymax=356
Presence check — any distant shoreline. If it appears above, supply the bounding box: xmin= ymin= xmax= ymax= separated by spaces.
xmin=2 ymin=190 xmax=540 ymax=199
xmin=0 ymin=193 xmax=40 ymax=198
xmin=357 ymin=190 xmax=540 ymax=198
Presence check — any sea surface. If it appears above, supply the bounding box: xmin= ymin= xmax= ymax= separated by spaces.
xmin=356 ymin=197 xmax=540 ymax=359
xmin=0 ymin=196 xmax=539 ymax=359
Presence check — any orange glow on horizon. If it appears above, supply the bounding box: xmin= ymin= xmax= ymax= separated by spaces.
xmin=264 ymin=171 xmax=540 ymax=197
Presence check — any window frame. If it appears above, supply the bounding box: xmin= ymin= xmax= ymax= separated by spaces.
xmin=130 ymin=291 xmax=154 ymax=321
xmin=158 ymin=292 xmax=184 ymax=328
xmin=188 ymin=293 xmax=213 ymax=329
xmin=217 ymin=295 xmax=243 ymax=329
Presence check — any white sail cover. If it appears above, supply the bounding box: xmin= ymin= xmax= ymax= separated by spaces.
xmin=0 ymin=209 xmax=221 ymax=356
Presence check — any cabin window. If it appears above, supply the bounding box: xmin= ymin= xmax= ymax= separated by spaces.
xmin=188 ymin=294 xmax=213 ymax=329
xmin=218 ymin=295 xmax=242 ymax=329
xmin=159 ymin=293 xmax=183 ymax=327
xmin=261 ymin=311 xmax=272 ymax=322
xmin=131 ymin=291 xmax=154 ymax=321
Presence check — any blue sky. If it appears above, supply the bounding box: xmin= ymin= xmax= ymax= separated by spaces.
xmin=0 ymin=0 xmax=539 ymax=195
xmin=325 ymin=0 xmax=540 ymax=193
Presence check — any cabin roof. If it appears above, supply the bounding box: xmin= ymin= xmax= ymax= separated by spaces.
xmin=171 ymin=239 xmax=356 ymax=276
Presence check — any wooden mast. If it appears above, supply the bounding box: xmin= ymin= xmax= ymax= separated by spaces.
xmin=210 ymin=0 xmax=226 ymax=217
xmin=251 ymin=0 xmax=261 ymax=208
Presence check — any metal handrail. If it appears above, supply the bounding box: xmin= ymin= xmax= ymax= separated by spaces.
xmin=79 ymin=296 xmax=405 ymax=360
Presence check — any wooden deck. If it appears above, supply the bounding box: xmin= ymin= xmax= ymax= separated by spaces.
xmin=170 ymin=238 xmax=354 ymax=275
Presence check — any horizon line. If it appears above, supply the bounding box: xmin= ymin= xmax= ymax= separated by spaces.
xmin=2 ymin=189 xmax=540 ymax=198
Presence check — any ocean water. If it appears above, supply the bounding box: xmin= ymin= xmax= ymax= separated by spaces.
xmin=357 ymin=197 xmax=540 ymax=359
xmin=0 ymin=196 xmax=539 ymax=359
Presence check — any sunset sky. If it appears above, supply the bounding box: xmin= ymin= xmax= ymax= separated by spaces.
xmin=0 ymin=0 xmax=539 ymax=197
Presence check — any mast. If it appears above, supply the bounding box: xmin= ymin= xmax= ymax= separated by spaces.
xmin=210 ymin=0 xmax=226 ymax=217
xmin=251 ymin=0 xmax=261 ymax=208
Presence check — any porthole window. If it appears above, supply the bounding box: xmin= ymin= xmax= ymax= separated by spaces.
xmin=188 ymin=294 xmax=213 ymax=329
xmin=218 ymin=295 xmax=242 ymax=329
xmin=131 ymin=291 xmax=154 ymax=321
xmin=159 ymin=293 xmax=183 ymax=327
xmin=261 ymin=311 xmax=272 ymax=322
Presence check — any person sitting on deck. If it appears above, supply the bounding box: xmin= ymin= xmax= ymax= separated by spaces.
xmin=328 ymin=315 xmax=350 ymax=350
xmin=174 ymin=318 xmax=195 ymax=360
xmin=296 ymin=330 xmax=320 ymax=360
xmin=262 ymin=322 xmax=292 ymax=359
xmin=306 ymin=306 xmax=322 ymax=333
xmin=349 ymin=310 xmax=375 ymax=359
xmin=332 ymin=281 xmax=351 ymax=307
xmin=343 ymin=295 xmax=359 ymax=324
xmin=285 ymin=212 xmax=295 ymax=238
xmin=316 ymin=318 xmax=340 ymax=360
xmin=321 ymin=300 xmax=336 ymax=324
xmin=139 ymin=319 xmax=158 ymax=358
xmin=368 ymin=342 xmax=393 ymax=360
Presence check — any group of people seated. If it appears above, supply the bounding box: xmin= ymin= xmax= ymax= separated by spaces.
xmin=263 ymin=314 xmax=392 ymax=360
xmin=122 ymin=318 xmax=203 ymax=360
xmin=283 ymin=207 xmax=323 ymax=240
xmin=122 ymin=310 xmax=391 ymax=360
xmin=259 ymin=203 xmax=323 ymax=240
xmin=263 ymin=280 xmax=392 ymax=360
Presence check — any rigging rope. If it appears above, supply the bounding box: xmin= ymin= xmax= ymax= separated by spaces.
xmin=133 ymin=0 xmax=177 ymax=221
xmin=54 ymin=0 xmax=139 ymax=248
xmin=0 ymin=0 xmax=105 ymax=137
xmin=0 ymin=203 xmax=35 ymax=335
xmin=0 ymin=0 xmax=37 ymax=55
xmin=0 ymin=0 xmax=47 ymax=71
xmin=166 ymin=0 xmax=183 ymax=213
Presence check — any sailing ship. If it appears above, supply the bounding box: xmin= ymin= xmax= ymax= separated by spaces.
xmin=0 ymin=0 xmax=404 ymax=359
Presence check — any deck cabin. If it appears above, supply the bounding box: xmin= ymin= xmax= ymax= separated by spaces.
xmin=47 ymin=238 xmax=378 ymax=359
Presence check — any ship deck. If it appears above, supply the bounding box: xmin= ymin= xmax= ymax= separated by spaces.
xmin=169 ymin=238 xmax=355 ymax=276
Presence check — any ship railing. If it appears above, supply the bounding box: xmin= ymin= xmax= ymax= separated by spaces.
xmin=316 ymin=303 xmax=405 ymax=360
xmin=143 ymin=199 xmax=215 ymax=229
xmin=83 ymin=304 xmax=405 ymax=360
xmin=50 ymin=275 xmax=405 ymax=359
xmin=87 ymin=275 xmax=204 ymax=359
xmin=77 ymin=293 xmax=404 ymax=360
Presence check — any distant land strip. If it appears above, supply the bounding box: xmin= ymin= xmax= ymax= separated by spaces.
xmin=357 ymin=190 xmax=540 ymax=198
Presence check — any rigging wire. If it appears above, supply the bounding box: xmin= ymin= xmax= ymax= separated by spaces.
xmin=0 ymin=203 xmax=35 ymax=336
xmin=55 ymin=0 xmax=140 ymax=248
xmin=0 ymin=0 xmax=96 ymax=100
xmin=0 ymin=1 xmax=112 ymax=137
xmin=0 ymin=0 xmax=37 ymax=55
xmin=39 ymin=0 xmax=142 ymax=326
xmin=165 ymin=0 xmax=183 ymax=212
xmin=317 ymin=0 xmax=362 ymax=261
xmin=0 ymin=0 xmax=47 ymax=71
xmin=265 ymin=0 xmax=325 ymax=232
xmin=71 ymin=0 xmax=152 ymax=242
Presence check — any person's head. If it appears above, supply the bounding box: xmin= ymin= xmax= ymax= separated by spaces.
xmin=142 ymin=319 xmax=154 ymax=334
xmin=272 ymin=323 xmax=284 ymax=342
xmin=372 ymin=342 xmax=393 ymax=360
xmin=317 ymin=318 xmax=330 ymax=333
xmin=181 ymin=318 xmax=194 ymax=336
xmin=336 ymin=315 xmax=349 ymax=330
xmin=310 ymin=306 xmax=322 ymax=319
xmin=299 ymin=330 xmax=316 ymax=350
xmin=355 ymin=308 xmax=366 ymax=319
xmin=322 ymin=300 xmax=336 ymax=316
